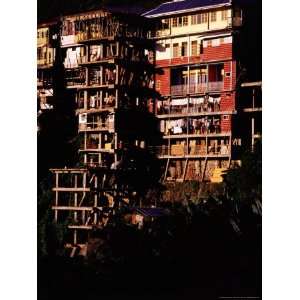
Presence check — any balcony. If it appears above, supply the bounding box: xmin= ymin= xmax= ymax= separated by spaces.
xmin=153 ymin=144 xmax=230 ymax=158
xmin=37 ymin=58 xmax=53 ymax=69
xmin=161 ymin=118 xmax=221 ymax=137
xmin=78 ymin=122 xmax=113 ymax=132
xmin=170 ymin=82 xmax=223 ymax=96
xmin=157 ymin=101 xmax=221 ymax=116
xmin=77 ymin=97 xmax=116 ymax=111
xmin=75 ymin=32 xmax=114 ymax=43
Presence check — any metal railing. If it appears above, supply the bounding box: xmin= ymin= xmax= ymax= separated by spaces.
xmin=157 ymin=103 xmax=221 ymax=115
xmin=171 ymin=81 xmax=223 ymax=95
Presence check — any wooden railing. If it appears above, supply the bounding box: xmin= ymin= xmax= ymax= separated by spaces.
xmin=150 ymin=144 xmax=230 ymax=157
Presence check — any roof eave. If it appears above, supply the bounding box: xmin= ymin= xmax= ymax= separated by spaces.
xmin=144 ymin=3 xmax=232 ymax=19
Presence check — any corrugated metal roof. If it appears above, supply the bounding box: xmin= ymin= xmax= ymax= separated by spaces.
xmin=143 ymin=0 xmax=231 ymax=18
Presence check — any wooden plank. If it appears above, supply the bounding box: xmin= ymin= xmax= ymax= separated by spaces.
xmin=163 ymin=158 xmax=170 ymax=181
xmin=182 ymin=158 xmax=188 ymax=181
xmin=201 ymin=157 xmax=208 ymax=182
xmin=52 ymin=206 xmax=98 ymax=211
xmin=241 ymin=81 xmax=262 ymax=87
xmin=50 ymin=168 xmax=88 ymax=173
xmin=158 ymin=154 xmax=230 ymax=159
xmin=243 ymin=107 xmax=262 ymax=113
xmin=68 ymin=225 xmax=93 ymax=230
xmin=52 ymin=187 xmax=90 ymax=192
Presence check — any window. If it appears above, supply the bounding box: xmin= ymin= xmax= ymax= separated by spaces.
xmin=199 ymin=42 xmax=204 ymax=54
xmin=178 ymin=17 xmax=183 ymax=27
xmin=191 ymin=13 xmax=208 ymax=24
xmin=191 ymin=14 xmax=197 ymax=25
xmin=210 ymin=11 xmax=217 ymax=22
xmin=207 ymin=40 xmax=212 ymax=47
xmin=181 ymin=42 xmax=188 ymax=56
xmin=183 ymin=16 xmax=188 ymax=26
xmin=223 ymin=115 xmax=230 ymax=120
xmin=173 ymin=43 xmax=179 ymax=57
xmin=162 ymin=18 xmax=170 ymax=29
xmin=37 ymin=48 xmax=42 ymax=60
xmin=221 ymin=9 xmax=228 ymax=21
xmin=37 ymin=31 xmax=40 ymax=38
xmin=156 ymin=80 xmax=161 ymax=91
xmin=41 ymin=31 xmax=44 ymax=38
xmin=172 ymin=18 xmax=178 ymax=27
xmin=165 ymin=43 xmax=170 ymax=49
xmin=200 ymin=13 xmax=208 ymax=23
xmin=191 ymin=41 xmax=198 ymax=56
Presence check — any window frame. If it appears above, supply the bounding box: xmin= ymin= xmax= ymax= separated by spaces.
xmin=221 ymin=9 xmax=228 ymax=21
xmin=210 ymin=11 xmax=217 ymax=22
xmin=191 ymin=41 xmax=198 ymax=56
xmin=173 ymin=43 xmax=179 ymax=58
xmin=172 ymin=17 xmax=178 ymax=27
xmin=181 ymin=42 xmax=188 ymax=57
xmin=183 ymin=16 xmax=188 ymax=26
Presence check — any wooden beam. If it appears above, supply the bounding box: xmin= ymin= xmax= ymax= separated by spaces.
xmin=201 ymin=157 xmax=208 ymax=182
xmin=52 ymin=206 xmax=97 ymax=211
xmin=53 ymin=187 xmax=90 ymax=192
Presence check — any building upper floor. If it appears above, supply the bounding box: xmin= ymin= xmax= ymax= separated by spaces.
xmin=143 ymin=0 xmax=243 ymax=38
xmin=60 ymin=10 xmax=152 ymax=48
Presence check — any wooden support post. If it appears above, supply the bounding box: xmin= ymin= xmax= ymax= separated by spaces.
xmin=94 ymin=176 xmax=98 ymax=225
xmin=54 ymin=172 xmax=59 ymax=222
xmin=115 ymin=89 xmax=118 ymax=109
xmin=202 ymin=157 xmax=208 ymax=182
xmin=100 ymin=90 xmax=103 ymax=109
xmin=85 ymin=66 xmax=89 ymax=86
xmin=84 ymin=91 xmax=88 ymax=110
xmin=74 ymin=175 xmax=78 ymax=222
xmin=164 ymin=158 xmax=170 ymax=181
xmin=228 ymin=134 xmax=232 ymax=168
xmin=251 ymin=117 xmax=255 ymax=151
xmin=116 ymin=64 xmax=119 ymax=85
xmin=73 ymin=229 xmax=77 ymax=245
xmin=100 ymin=65 xmax=103 ymax=85
xmin=183 ymin=158 xmax=188 ymax=181
xmin=187 ymin=65 xmax=190 ymax=94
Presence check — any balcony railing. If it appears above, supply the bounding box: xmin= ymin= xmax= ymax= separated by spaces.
xmin=171 ymin=82 xmax=223 ymax=96
xmin=163 ymin=124 xmax=221 ymax=136
xmin=208 ymin=81 xmax=223 ymax=91
xmin=82 ymin=142 xmax=114 ymax=151
xmin=151 ymin=144 xmax=230 ymax=157
xmin=75 ymin=32 xmax=114 ymax=43
xmin=79 ymin=122 xmax=112 ymax=131
xmin=157 ymin=103 xmax=221 ymax=116
xmin=37 ymin=59 xmax=54 ymax=68
xmin=77 ymin=98 xmax=116 ymax=111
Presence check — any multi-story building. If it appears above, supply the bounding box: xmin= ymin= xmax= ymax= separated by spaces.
xmin=43 ymin=8 xmax=155 ymax=246
xmin=37 ymin=21 xmax=58 ymax=112
xmin=238 ymin=81 xmax=262 ymax=151
xmin=38 ymin=1 xmax=261 ymax=247
xmin=143 ymin=0 xmax=260 ymax=182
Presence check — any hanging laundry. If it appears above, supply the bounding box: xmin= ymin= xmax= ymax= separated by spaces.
xmin=171 ymin=98 xmax=188 ymax=106
xmin=79 ymin=113 xmax=87 ymax=124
